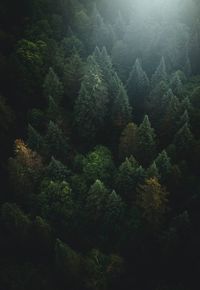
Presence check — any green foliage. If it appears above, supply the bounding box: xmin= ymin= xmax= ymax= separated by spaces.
xmin=46 ymin=157 xmax=70 ymax=181
xmin=45 ymin=121 xmax=69 ymax=160
xmin=151 ymin=57 xmax=168 ymax=88
xmin=155 ymin=150 xmax=172 ymax=182
xmin=83 ymin=146 xmax=115 ymax=185
xmin=119 ymin=122 xmax=138 ymax=160
xmin=43 ymin=67 xmax=64 ymax=104
xmin=38 ymin=180 xmax=74 ymax=228
xmin=74 ymin=55 xmax=108 ymax=141
xmin=135 ymin=115 xmax=156 ymax=166
xmin=115 ymin=156 xmax=145 ymax=203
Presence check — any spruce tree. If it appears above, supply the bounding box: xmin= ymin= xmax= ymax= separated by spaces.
xmin=115 ymin=156 xmax=145 ymax=203
xmin=146 ymin=162 xmax=160 ymax=180
xmin=151 ymin=57 xmax=168 ymax=88
xmin=27 ymin=124 xmax=44 ymax=153
xmin=170 ymin=71 xmax=183 ymax=97
xmin=45 ymin=121 xmax=68 ymax=160
xmin=155 ymin=150 xmax=172 ymax=182
xmin=43 ymin=67 xmax=64 ymax=104
xmin=111 ymin=84 xmax=132 ymax=131
xmin=74 ymin=56 xmax=108 ymax=141
xmin=119 ymin=122 xmax=138 ymax=160
xmin=127 ymin=58 xmax=150 ymax=116
xmin=136 ymin=115 xmax=156 ymax=166
xmin=46 ymin=157 xmax=70 ymax=181
xmin=173 ymin=122 xmax=194 ymax=157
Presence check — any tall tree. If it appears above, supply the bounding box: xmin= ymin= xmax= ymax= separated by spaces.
xmin=151 ymin=57 xmax=168 ymax=88
xmin=43 ymin=67 xmax=64 ymax=104
xmin=136 ymin=115 xmax=156 ymax=166
xmin=137 ymin=178 xmax=169 ymax=229
xmin=127 ymin=58 xmax=150 ymax=119
xmin=119 ymin=122 xmax=138 ymax=160
xmin=74 ymin=55 xmax=108 ymax=142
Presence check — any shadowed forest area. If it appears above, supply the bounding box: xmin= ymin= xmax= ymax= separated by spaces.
xmin=0 ymin=0 xmax=200 ymax=289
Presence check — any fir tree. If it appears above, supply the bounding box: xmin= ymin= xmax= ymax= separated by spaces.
xmin=43 ymin=67 xmax=64 ymax=104
xmin=155 ymin=150 xmax=172 ymax=182
xmin=151 ymin=57 xmax=168 ymax=88
xmin=45 ymin=121 xmax=68 ymax=160
xmin=27 ymin=124 xmax=44 ymax=153
xmin=46 ymin=157 xmax=70 ymax=181
xmin=173 ymin=122 xmax=194 ymax=156
xmin=146 ymin=162 xmax=160 ymax=180
xmin=136 ymin=115 xmax=156 ymax=166
xmin=111 ymin=84 xmax=132 ymax=131
xmin=119 ymin=122 xmax=138 ymax=160
xmin=127 ymin=58 xmax=150 ymax=116
xmin=137 ymin=178 xmax=169 ymax=228
xmin=170 ymin=71 xmax=183 ymax=97
xmin=74 ymin=56 xmax=108 ymax=141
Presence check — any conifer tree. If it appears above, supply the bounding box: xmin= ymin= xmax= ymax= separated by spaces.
xmin=111 ymin=84 xmax=132 ymax=131
xmin=178 ymin=110 xmax=190 ymax=129
xmin=151 ymin=57 xmax=168 ymax=88
xmin=170 ymin=71 xmax=183 ymax=97
xmin=46 ymin=95 xmax=60 ymax=121
xmin=115 ymin=156 xmax=145 ymax=203
xmin=127 ymin=58 xmax=150 ymax=115
xmin=45 ymin=121 xmax=68 ymax=160
xmin=146 ymin=162 xmax=160 ymax=180
xmin=43 ymin=67 xmax=64 ymax=104
xmin=155 ymin=150 xmax=172 ymax=182
xmin=173 ymin=122 xmax=194 ymax=156
xmin=27 ymin=124 xmax=44 ymax=153
xmin=46 ymin=157 xmax=70 ymax=181
xmin=74 ymin=56 xmax=108 ymax=141
xmin=119 ymin=122 xmax=138 ymax=160
xmin=136 ymin=115 xmax=156 ymax=166
xmin=137 ymin=178 xmax=169 ymax=228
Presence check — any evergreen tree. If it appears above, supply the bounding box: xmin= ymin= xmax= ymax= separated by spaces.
xmin=119 ymin=122 xmax=138 ymax=160
xmin=178 ymin=110 xmax=190 ymax=129
xmin=43 ymin=67 xmax=64 ymax=104
xmin=46 ymin=157 xmax=70 ymax=181
xmin=115 ymin=156 xmax=145 ymax=203
xmin=136 ymin=115 xmax=156 ymax=166
xmin=127 ymin=58 xmax=150 ymax=117
xmin=63 ymin=53 xmax=84 ymax=106
xmin=146 ymin=162 xmax=160 ymax=180
xmin=137 ymin=178 xmax=169 ymax=228
xmin=111 ymin=84 xmax=132 ymax=132
xmin=27 ymin=124 xmax=44 ymax=153
xmin=46 ymin=95 xmax=60 ymax=121
xmin=45 ymin=121 xmax=68 ymax=160
xmin=173 ymin=122 xmax=194 ymax=157
xmin=74 ymin=55 xmax=108 ymax=141
xmin=151 ymin=57 xmax=168 ymax=88
xmin=155 ymin=150 xmax=172 ymax=182
xmin=170 ymin=71 xmax=183 ymax=97
xmin=85 ymin=179 xmax=108 ymax=224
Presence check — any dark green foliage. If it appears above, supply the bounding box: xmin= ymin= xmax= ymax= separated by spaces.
xmin=151 ymin=57 xmax=168 ymax=88
xmin=74 ymin=55 xmax=108 ymax=141
xmin=135 ymin=115 xmax=156 ymax=166
xmin=45 ymin=121 xmax=69 ymax=160
xmin=1 ymin=1 xmax=200 ymax=290
xmin=127 ymin=58 xmax=150 ymax=116
xmin=83 ymin=146 xmax=115 ymax=185
xmin=43 ymin=67 xmax=64 ymax=104
xmin=115 ymin=156 xmax=145 ymax=203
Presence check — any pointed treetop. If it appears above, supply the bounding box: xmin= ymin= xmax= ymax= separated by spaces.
xmin=151 ymin=56 xmax=167 ymax=88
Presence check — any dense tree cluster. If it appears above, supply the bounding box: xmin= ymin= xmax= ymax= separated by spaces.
xmin=0 ymin=0 xmax=200 ymax=289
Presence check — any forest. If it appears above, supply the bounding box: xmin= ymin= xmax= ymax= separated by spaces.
xmin=0 ymin=0 xmax=200 ymax=289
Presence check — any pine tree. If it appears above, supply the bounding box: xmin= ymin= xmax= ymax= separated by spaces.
xmin=151 ymin=57 xmax=168 ymax=88
xmin=136 ymin=115 xmax=156 ymax=166
xmin=111 ymin=84 xmax=132 ymax=131
xmin=119 ymin=122 xmax=138 ymax=160
xmin=63 ymin=53 xmax=84 ymax=106
xmin=27 ymin=124 xmax=44 ymax=153
xmin=137 ymin=178 xmax=169 ymax=228
xmin=115 ymin=156 xmax=145 ymax=203
xmin=173 ymin=122 xmax=194 ymax=156
xmin=170 ymin=71 xmax=183 ymax=97
xmin=146 ymin=162 xmax=160 ymax=180
xmin=43 ymin=67 xmax=64 ymax=104
xmin=127 ymin=58 xmax=150 ymax=116
xmin=155 ymin=150 xmax=171 ymax=182
xmin=178 ymin=110 xmax=190 ymax=129
xmin=45 ymin=121 xmax=68 ymax=160
xmin=46 ymin=95 xmax=60 ymax=121
xmin=74 ymin=56 xmax=108 ymax=141
xmin=46 ymin=157 xmax=70 ymax=181
xmin=86 ymin=180 xmax=108 ymax=224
